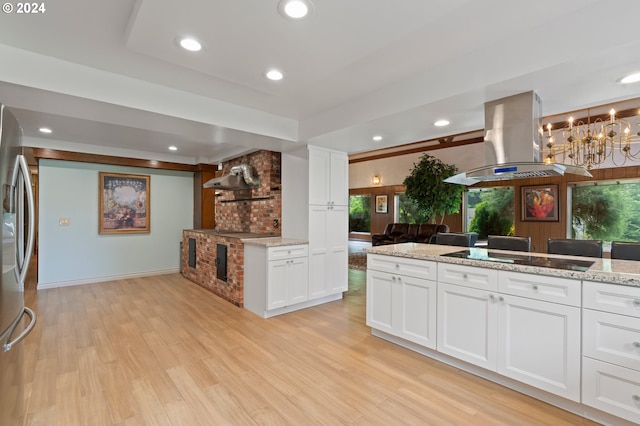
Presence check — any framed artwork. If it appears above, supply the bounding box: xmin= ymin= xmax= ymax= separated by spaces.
xmin=521 ymin=184 xmax=559 ymax=222
xmin=99 ymin=172 xmax=150 ymax=234
xmin=375 ymin=194 xmax=388 ymax=214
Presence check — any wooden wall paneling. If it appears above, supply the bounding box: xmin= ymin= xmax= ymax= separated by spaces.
xmin=200 ymin=171 xmax=218 ymax=229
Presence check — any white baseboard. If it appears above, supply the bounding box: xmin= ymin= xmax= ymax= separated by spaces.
xmin=36 ymin=268 xmax=180 ymax=290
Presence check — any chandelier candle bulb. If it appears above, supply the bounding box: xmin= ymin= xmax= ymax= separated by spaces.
xmin=610 ymin=109 xmax=616 ymax=124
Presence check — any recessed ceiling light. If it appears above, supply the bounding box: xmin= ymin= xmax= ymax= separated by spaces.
xmin=618 ymin=72 xmax=640 ymax=84
xmin=178 ymin=37 xmax=202 ymax=52
xmin=372 ymin=135 xmax=383 ymax=142
xmin=266 ymin=69 xmax=284 ymax=81
xmin=39 ymin=127 xmax=52 ymax=134
xmin=434 ymin=119 xmax=450 ymax=127
xmin=169 ymin=146 xmax=178 ymax=151
xmin=278 ymin=0 xmax=314 ymax=19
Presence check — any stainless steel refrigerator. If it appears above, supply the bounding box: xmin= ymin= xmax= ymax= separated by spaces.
xmin=0 ymin=103 xmax=37 ymax=425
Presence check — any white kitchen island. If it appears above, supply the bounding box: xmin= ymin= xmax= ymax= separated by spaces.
xmin=365 ymin=243 xmax=640 ymax=426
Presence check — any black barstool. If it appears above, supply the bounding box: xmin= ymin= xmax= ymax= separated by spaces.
xmin=611 ymin=241 xmax=640 ymax=261
xmin=547 ymin=238 xmax=603 ymax=258
xmin=487 ymin=235 xmax=531 ymax=252
xmin=435 ymin=233 xmax=473 ymax=247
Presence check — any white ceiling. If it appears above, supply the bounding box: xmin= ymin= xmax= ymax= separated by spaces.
xmin=1 ymin=0 xmax=639 ymax=164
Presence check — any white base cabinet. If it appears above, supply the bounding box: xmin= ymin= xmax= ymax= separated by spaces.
xmin=366 ymin=255 xmax=437 ymax=349
xmin=244 ymin=244 xmax=309 ymax=318
xmin=497 ymin=293 xmax=580 ymax=401
xmin=437 ymin=266 xmax=581 ymax=401
xmin=437 ymin=282 xmax=497 ymax=369
xmin=582 ymin=281 xmax=640 ymax=424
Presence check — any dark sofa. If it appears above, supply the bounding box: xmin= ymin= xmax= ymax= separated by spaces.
xmin=371 ymin=223 xmax=450 ymax=246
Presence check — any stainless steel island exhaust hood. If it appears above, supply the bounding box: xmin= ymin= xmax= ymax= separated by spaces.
xmin=203 ymin=164 xmax=260 ymax=191
xmin=445 ymin=91 xmax=592 ymax=185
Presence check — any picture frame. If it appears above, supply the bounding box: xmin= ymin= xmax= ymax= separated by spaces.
xmin=99 ymin=172 xmax=150 ymax=234
xmin=375 ymin=194 xmax=388 ymax=214
xmin=521 ymin=184 xmax=559 ymax=222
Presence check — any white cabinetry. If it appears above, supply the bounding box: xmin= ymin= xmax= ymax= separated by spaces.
xmin=582 ymin=281 xmax=640 ymax=424
xmin=244 ymin=244 xmax=309 ymax=318
xmin=282 ymin=146 xmax=349 ymax=302
xmin=366 ymin=254 xmax=437 ymax=349
xmin=496 ymin=271 xmax=581 ymax=401
xmin=437 ymin=265 xmax=581 ymax=401
xmin=437 ymin=264 xmax=498 ymax=369
xmin=309 ymin=204 xmax=348 ymax=299
xmin=308 ymin=146 xmax=348 ymax=206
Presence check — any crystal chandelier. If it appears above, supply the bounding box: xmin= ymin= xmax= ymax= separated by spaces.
xmin=544 ymin=108 xmax=640 ymax=170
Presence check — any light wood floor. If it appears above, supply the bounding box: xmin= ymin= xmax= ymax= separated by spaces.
xmin=22 ymin=269 xmax=598 ymax=425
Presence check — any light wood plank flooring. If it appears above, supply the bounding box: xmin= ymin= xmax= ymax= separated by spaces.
xmin=22 ymin=269 xmax=598 ymax=425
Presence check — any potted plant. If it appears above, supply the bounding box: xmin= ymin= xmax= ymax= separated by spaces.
xmin=403 ymin=153 xmax=464 ymax=224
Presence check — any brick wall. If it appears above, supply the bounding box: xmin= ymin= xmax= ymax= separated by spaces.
xmin=215 ymin=150 xmax=282 ymax=234
xmin=181 ymin=230 xmax=245 ymax=306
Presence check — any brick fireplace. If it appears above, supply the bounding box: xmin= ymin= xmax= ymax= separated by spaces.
xmin=182 ymin=150 xmax=282 ymax=306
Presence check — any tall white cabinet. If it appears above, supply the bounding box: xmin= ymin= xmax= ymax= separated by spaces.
xmin=282 ymin=145 xmax=349 ymax=301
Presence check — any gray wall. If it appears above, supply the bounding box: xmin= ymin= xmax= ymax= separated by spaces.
xmin=37 ymin=159 xmax=193 ymax=288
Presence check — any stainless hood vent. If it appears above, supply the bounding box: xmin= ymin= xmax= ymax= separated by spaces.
xmin=445 ymin=91 xmax=592 ymax=185
xmin=203 ymin=164 xmax=260 ymax=191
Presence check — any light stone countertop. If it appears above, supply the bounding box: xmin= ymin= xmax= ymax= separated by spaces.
xmin=241 ymin=237 xmax=309 ymax=247
xmin=365 ymin=243 xmax=640 ymax=287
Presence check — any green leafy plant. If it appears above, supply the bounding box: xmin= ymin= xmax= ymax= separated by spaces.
xmin=403 ymin=153 xmax=464 ymax=223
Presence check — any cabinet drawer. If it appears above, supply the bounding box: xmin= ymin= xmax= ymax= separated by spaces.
xmin=498 ymin=271 xmax=581 ymax=306
xmin=583 ymin=281 xmax=640 ymax=318
xmin=437 ymin=262 xmax=498 ymax=291
xmin=367 ymin=254 xmax=436 ymax=280
xmin=583 ymin=309 xmax=640 ymax=371
xmin=267 ymin=244 xmax=308 ymax=261
xmin=582 ymin=357 xmax=640 ymax=424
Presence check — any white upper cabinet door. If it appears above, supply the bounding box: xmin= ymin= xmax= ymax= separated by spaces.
xmin=328 ymin=151 xmax=348 ymax=206
xmin=308 ymin=147 xmax=348 ymax=206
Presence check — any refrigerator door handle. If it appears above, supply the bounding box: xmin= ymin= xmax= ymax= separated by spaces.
xmin=2 ymin=307 xmax=36 ymax=352
xmin=11 ymin=155 xmax=35 ymax=284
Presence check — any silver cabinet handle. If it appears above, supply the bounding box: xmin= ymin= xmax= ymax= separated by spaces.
xmin=2 ymin=307 xmax=36 ymax=352
xmin=395 ymin=264 xmax=400 ymax=269
xmin=499 ymin=296 xmax=504 ymax=302
xmin=532 ymin=284 xmax=539 ymax=291
xmin=633 ymin=299 xmax=640 ymax=307
xmin=462 ymin=273 xmax=468 ymax=279
xmin=633 ymin=342 xmax=640 ymax=348
xmin=392 ymin=276 xmax=397 ymax=282
xmin=633 ymin=395 xmax=640 ymax=402
xmin=489 ymin=294 xmax=495 ymax=301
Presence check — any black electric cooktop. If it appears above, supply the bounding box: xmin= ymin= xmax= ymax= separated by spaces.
xmin=441 ymin=249 xmax=595 ymax=272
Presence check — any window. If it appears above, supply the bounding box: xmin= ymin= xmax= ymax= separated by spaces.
xmin=569 ymin=179 xmax=640 ymax=244
xmin=395 ymin=193 xmax=430 ymax=223
xmin=465 ymin=186 xmax=514 ymax=238
xmin=349 ymin=195 xmax=371 ymax=233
